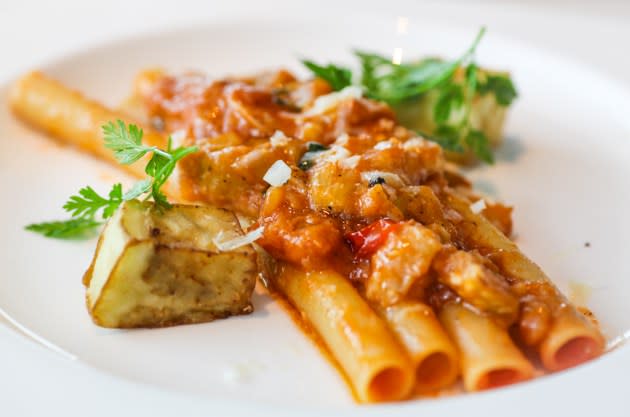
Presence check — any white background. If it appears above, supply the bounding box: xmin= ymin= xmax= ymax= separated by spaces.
xmin=1 ymin=0 xmax=630 ymax=86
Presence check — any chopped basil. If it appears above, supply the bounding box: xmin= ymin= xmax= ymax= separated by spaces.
xmin=368 ymin=176 xmax=386 ymax=187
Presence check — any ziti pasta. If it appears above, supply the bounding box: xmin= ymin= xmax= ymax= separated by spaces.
xmin=10 ymin=58 xmax=605 ymax=403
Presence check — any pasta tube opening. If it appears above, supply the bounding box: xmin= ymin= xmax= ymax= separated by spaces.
xmin=552 ymin=336 xmax=602 ymax=370
xmin=275 ymin=266 xmax=414 ymax=403
xmin=415 ymin=352 xmax=457 ymax=391
xmin=368 ymin=367 xmax=411 ymax=402
xmin=477 ymin=368 xmax=529 ymax=390
xmin=539 ymin=308 xmax=605 ymax=371
xmin=440 ymin=302 xmax=534 ymax=392
xmin=445 ymin=191 xmax=605 ymax=372
xmin=379 ymin=302 xmax=459 ymax=392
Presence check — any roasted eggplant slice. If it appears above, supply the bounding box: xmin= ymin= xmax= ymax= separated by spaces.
xmin=83 ymin=200 xmax=257 ymax=328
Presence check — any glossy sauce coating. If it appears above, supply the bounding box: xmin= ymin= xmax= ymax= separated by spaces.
xmin=139 ymin=68 xmax=575 ymax=349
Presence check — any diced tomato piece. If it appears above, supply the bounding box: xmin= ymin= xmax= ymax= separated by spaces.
xmin=345 ymin=219 xmax=401 ymax=258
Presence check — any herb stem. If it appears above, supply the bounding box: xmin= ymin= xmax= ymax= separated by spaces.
xmin=149 ymin=147 xmax=173 ymax=159
xmin=464 ymin=27 xmax=486 ymax=60
xmin=27 ymin=121 xmax=198 ymax=239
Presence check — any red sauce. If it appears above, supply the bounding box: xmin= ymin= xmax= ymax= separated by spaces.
xmin=136 ymin=68 xmax=603 ymax=395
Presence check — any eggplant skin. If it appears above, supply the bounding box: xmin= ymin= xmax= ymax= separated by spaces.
xmin=83 ymin=200 xmax=257 ymax=328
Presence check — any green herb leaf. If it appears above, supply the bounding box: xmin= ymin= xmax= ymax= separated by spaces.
xmin=103 ymin=183 xmax=124 ymax=218
xmin=300 ymin=27 xmax=504 ymax=164
xmin=302 ymin=60 xmax=353 ymax=91
xmin=63 ymin=185 xmax=123 ymax=219
xmin=355 ymin=28 xmax=503 ymax=164
xmin=423 ymin=31 xmax=498 ymax=164
xmin=465 ymin=129 xmax=494 ymax=164
xmin=354 ymin=27 xmax=486 ymax=104
xmin=145 ymin=152 xmax=170 ymax=178
xmin=368 ymin=176 xmax=386 ymax=187
xmin=27 ymin=120 xmax=198 ymax=239
xmin=123 ymin=178 xmax=152 ymax=201
xmin=360 ymin=57 xmax=459 ymax=103
xmin=151 ymin=188 xmax=170 ymax=210
xmin=298 ymin=142 xmax=329 ymax=170
xmin=432 ymin=125 xmax=465 ymax=153
xmin=356 ymin=51 xmax=388 ymax=93
xmin=25 ymin=218 xmax=102 ymax=239
xmin=465 ymin=63 xmax=478 ymax=96
xmin=434 ymin=84 xmax=464 ymax=124
xmin=154 ymin=147 xmax=197 ymax=188
xmin=298 ymin=159 xmax=315 ymax=171
xmin=478 ymin=74 xmax=518 ymax=106
xmin=102 ymin=120 xmax=153 ymax=164
xmin=306 ymin=142 xmax=328 ymax=152
xmin=103 ymin=121 xmax=197 ymax=210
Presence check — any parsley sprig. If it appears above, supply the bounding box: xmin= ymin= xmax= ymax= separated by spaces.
xmin=302 ymin=61 xmax=352 ymax=91
xmin=26 ymin=121 xmax=197 ymax=239
xmin=63 ymin=184 xmax=123 ymax=219
xmin=430 ymin=61 xmax=495 ymax=163
xmin=301 ymin=27 xmax=517 ymax=164
xmin=25 ymin=218 xmax=104 ymax=239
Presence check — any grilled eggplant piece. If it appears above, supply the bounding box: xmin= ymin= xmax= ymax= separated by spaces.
xmin=83 ymin=200 xmax=257 ymax=328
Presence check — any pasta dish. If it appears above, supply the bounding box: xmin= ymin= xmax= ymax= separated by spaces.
xmin=9 ymin=37 xmax=605 ymax=403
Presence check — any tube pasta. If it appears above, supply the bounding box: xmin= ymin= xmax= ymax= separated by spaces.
xmin=539 ymin=306 xmax=605 ymax=371
xmin=275 ymin=265 xmax=414 ymax=402
xmin=9 ymin=71 xmax=166 ymax=178
xmin=10 ymin=69 xmax=607 ymax=402
xmin=445 ymin=191 xmax=604 ymax=371
xmin=379 ymin=301 xmax=459 ymax=392
xmin=440 ymin=302 xmax=534 ymax=391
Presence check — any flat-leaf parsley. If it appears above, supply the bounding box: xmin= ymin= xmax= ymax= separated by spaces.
xmin=26 ymin=121 xmax=197 ymax=239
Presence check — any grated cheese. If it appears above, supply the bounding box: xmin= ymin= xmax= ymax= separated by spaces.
xmin=269 ymin=130 xmax=290 ymax=147
xmin=213 ymin=226 xmax=264 ymax=252
xmin=304 ymin=86 xmax=363 ymax=116
xmin=318 ymin=145 xmax=351 ymax=164
xmin=374 ymin=140 xmax=394 ymax=150
xmin=335 ymin=133 xmax=349 ymax=146
xmin=470 ymin=199 xmax=487 ymax=214
xmin=339 ymin=155 xmax=360 ymax=169
xmin=403 ymin=137 xmax=432 ymax=150
xmin=263 ymin=160 xmax=292 ymax=186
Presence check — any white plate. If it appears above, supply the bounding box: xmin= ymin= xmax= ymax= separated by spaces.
xmin=1 ymin=9 xmax=630 ymax=417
